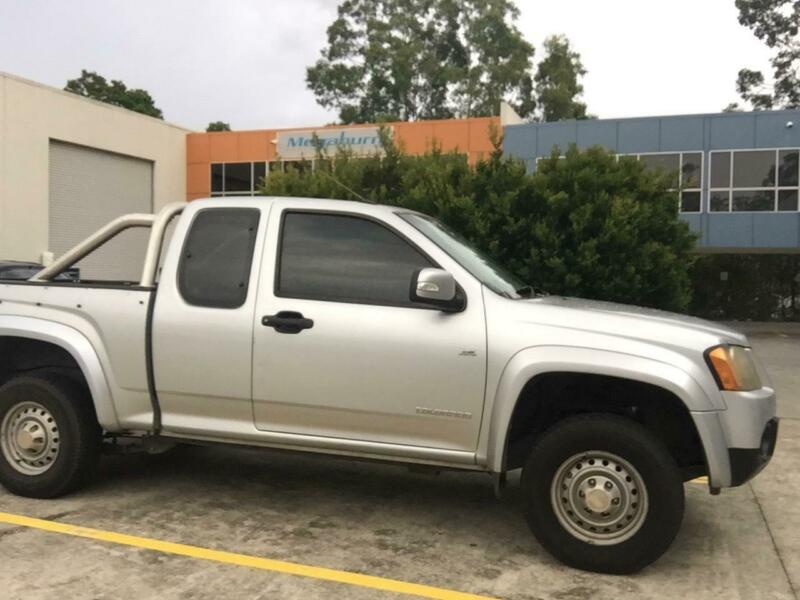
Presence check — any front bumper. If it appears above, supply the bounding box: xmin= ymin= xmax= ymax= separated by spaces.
xmin=728 ymin=417 xmax=779 ymax=486
xmin=691 ymin=385 xmax=778 ymax=489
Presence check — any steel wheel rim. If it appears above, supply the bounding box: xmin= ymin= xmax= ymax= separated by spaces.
xmin=1 ymin=401 xmax=61 ymax=475
xmin=550 ymin=450 xmax=649 ymax=545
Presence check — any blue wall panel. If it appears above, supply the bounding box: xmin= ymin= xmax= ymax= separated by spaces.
xmin=536 ymin=123 xmax=578 ymax=156
xmin=752 ymin=213 xmax=800 ymax=248
xmin=503 ymin=126 xmax=537 ymax=160
xmin=616 ymin=119 xmax=660 ymax=154
xmin=575 ymin=120 xmax=618 ymax=150
xmin=659 ymin=117 xmax=705 ymax=151
xmin=754 ymin=113 xmax=800 ymax=148
xmin=708 ymin=114 xmax=757 ymax=149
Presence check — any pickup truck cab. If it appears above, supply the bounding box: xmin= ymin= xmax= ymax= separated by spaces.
xmin=0 ymin=197 xmax=778 ymax=573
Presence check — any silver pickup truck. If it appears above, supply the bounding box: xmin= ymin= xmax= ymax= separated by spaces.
xmin=0 ymin=197 xmax=778 ymax=573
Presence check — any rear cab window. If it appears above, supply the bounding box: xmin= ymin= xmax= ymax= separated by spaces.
xmin=178 ymin=208 xmax=260 ymax=308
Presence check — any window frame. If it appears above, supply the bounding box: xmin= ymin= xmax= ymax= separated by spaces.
xmin=273 ymin=209 xmax=453 ymax=310
xmin=709 ymin=147 xmax=800 ymax=213
xmin=177 ymin=207 xmax=261 ymax=309
xmin=209 ymin=162 xmax=268 ymax=197
xmin=616 ymin=151 xmax=704 ymax=214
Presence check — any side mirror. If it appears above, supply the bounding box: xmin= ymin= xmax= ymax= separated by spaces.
xmin=410 ymin=268 xmax=465 ymax=312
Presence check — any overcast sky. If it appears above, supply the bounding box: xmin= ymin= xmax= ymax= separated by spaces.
xmin=0 ymin=0 xmax=774 ymax=131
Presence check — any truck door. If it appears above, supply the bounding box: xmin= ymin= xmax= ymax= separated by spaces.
xmin=251 ymin=204 xmax=487 ymax=454
xmin=152 ymin=205 xmax=266 ymax=433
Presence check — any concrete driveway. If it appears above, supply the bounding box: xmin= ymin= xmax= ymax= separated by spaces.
xmin=0 ymin=324 xmax=797 ymax=600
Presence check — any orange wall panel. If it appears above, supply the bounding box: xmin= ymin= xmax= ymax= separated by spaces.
xmin=237 ymin=131 xmax=271 ymax=161
xmin=186 ymin=162 xmax=210 ymax=196
xmin=393 ymin=122 xmax=435 ymax=154
xmin=208 ymin=132 xmax=239 ymax=162
xmin=430 ymin=121 xmax=470 ymax=153
xmin=186 ymin=133 xmax=210 ymax=163
xmin=469 ymin=118 xmax=500 ymax=153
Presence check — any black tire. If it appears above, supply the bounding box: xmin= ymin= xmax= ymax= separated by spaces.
xmin=521 ymin=414 xmax=684 ymax=574
xmin=0 ymin=373 xmax=101 ymax=498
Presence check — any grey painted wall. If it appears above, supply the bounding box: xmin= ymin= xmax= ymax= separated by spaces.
xmin=503 ymin=110 xmax=800 ymax=251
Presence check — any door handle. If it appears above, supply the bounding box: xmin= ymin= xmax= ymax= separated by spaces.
xmin=262 ymin=311 xmax=314 ymax=334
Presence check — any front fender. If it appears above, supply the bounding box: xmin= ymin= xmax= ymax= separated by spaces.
xmin=0 ymin=316 xmax=119 ymax=430
xmin=484 ymin=345 xmax=729 ymax=484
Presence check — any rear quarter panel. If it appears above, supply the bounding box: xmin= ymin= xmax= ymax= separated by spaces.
xmin=0 ymin=282 xmax=152 ymax=430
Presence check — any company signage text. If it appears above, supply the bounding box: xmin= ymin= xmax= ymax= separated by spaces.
xmin=276 ymin=127 xmax=386 ymax=159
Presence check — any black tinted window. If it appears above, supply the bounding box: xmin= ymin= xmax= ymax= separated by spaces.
xmin=277 ymin=212 xmax=434 ymax=305
xmin=178 ymin=209 xmax=260 ymax=308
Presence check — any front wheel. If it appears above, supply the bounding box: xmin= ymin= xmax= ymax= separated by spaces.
xmin=522 ymin=414 xmax=685 ymax=574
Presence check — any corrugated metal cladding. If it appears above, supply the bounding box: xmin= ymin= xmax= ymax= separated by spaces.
xmin=48 ymin=140 xmax=153 ymax=281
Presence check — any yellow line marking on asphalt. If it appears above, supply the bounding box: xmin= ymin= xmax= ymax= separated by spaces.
xmin=0 ymin=511 xmax=496 ymax=600
xmin=689 ymin=476 xmax=709 ymax=484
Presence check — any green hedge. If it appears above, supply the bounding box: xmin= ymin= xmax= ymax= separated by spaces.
xmin=261 ymin=138 xmax=697 ymax=312
xmin=690 ymin=254 xmax=800 ymax=321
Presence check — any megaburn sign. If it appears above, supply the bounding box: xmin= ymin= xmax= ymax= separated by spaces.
xmin=276 ymin=127 xmax=386 ymax=159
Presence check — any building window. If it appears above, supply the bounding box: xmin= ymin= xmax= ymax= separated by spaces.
xmin=709 ymin=149 xmax=800 ymax=212
xmin=209 ymin=162 xmax=267 ymax=196
xmin=620 ymin=152 xmax=703 ymax=213
xmin=268 ymin=159 xmax=317 ymax=174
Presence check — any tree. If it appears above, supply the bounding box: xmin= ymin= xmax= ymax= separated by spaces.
xmin=261 ymin=139 xmax=696 ymax=312
xmin=64 ymin=70 xmax=163 ymax=118
xmin=734 ymin=0 xmax=800 ymax=109
xmin=206 ymin=121 xmax=231 ymax=132
xmin=306 ymin=0 xmax=537 ymax=123
xmin=534 ymin=35 xmax=588 ymax=121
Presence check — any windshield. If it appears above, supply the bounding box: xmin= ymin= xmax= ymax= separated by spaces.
xmin=399 ymin=212 xmax=528 ymax=299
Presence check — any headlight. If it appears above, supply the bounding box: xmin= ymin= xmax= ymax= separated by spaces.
xmin=705 ymin=344 xmax=761 ymax=391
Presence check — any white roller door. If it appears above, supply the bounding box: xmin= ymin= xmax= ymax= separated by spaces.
xmin=49 ymin=140 xmax=153 ymax=282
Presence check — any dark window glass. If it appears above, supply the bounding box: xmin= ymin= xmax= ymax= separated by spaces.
xmin=269 ymin=161 xmax=283 ymax=173
xmin=711 ymin=152 xmax=731 ymax=188
xmin=710 ymin=191 xmax=730 ymax=212
xmin=285 ymin=161 xmax=311 ymax=174
xmin=680 ymin=191 xmax=701 ymax=212
xmin=640 ymin=153 xmax=680 ymax=187
xmin=732 ymin=190 xmax=774 ymax=211
xmin=778 ymin=190 xmax=799 ymax=211
xmin=224 ymin=163 xmax=252 ymax=193
xmin=733 ymin=150 xmax=775 ymax=188
xmin=778 ymin=150 xmax=799 ymax=187
xmin=681 ymin=153 xmax=702 ymax=188
xmin=253 ymin=162 xmax=266 ymax=190
xmin=211 ymin=164 xmax=224 ymax=193
xmin=277 ymin=212 xmax=434 ymax=306
xmin=178 ymin=209 xmax=260 ymax=308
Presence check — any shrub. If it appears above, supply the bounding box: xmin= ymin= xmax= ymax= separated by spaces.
xmin=261 ymin=138 xmax=697 ymax=312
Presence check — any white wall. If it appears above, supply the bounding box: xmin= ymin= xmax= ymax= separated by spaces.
xmin=0 ymin=72 xmax=189 ymax=263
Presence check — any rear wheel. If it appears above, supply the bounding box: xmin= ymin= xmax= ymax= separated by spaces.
xmin=522 ymin=414 xmax=684 ymax=574
xmin=0 ymin=373 xmax=101 ymax=498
